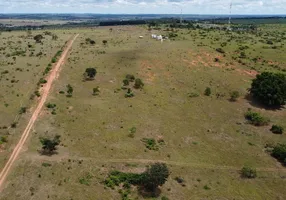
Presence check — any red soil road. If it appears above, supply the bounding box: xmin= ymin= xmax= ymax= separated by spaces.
xmin=0 ymin=34 xmax=79 ymax=190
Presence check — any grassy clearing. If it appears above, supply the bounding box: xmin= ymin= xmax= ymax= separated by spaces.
xmin=0 ymin=25 xmax=286 ymax=199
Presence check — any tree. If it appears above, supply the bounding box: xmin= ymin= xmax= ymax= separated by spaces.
xmin=66 ymin=84 xmax=73 ymax=97
xmin=204 ymin=87 xmax=211 ymax=96
xmin=271 ymin=143 xmax=286 ymax=165
xmin=52 ymin=34 xmax=58 ymax=40
xmin=134 ymin=78 xmax=144 ymax=89
xmin=141 ymin=163 xmax=169 ymax=191
xmin=84 ymin=68 xmax=97 ymax=80
xmin=126 ymin=74 xmax=135 ymax=82
xmin=250 ymin=72 xmax=286 ymax=107
xmin=39 ymin=135 xmax=61 ymax=155
xmin=34 ymin=34 xmax=43 ymax=43
xmin=102 ymin=40 xmax=107 ymax=45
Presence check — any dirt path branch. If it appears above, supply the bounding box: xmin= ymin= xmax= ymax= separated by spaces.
xmin=0 ymin=34 xmax=79 ymax=190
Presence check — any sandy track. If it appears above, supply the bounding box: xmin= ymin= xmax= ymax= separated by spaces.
xmin=0 ymin=34 xmax=79 ymax=190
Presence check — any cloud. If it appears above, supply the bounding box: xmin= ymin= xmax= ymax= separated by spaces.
xmin=0 ymin=0 xmax=286 ymax=14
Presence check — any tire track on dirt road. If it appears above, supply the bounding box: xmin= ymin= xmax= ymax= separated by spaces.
xmin=0 ymin=34 xmax=79 ymax=191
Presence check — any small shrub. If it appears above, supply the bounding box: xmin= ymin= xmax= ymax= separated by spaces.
xmin=19 ymin=107 xmax=27 ymax=114
xmin=203 ymin=185 xmax=211 ymax=190
xmin=122 ymin=79 xmax=129 ymax=86
xmin=66 ymin=84 xmax=73 ymax=97
xmin=161 ymin=196 xmax=169 ymax=200
xmin=230 ymin=91 xmax=240 ymax=101
xmin=128 ymin=127 xmax=136 ymax=138
xmin=126 ymin=74 xmax=135 ymax=82
xmin=204 ymin=87 xmax=211 ymax=96
xmin=189 ymin=92 xmax=199 ymax=98
xmin=11 ymin=122 xmax=17 ymax=128
xmin=134 ymin=78 xmax=144 ymax=89
xmin=216 ymin=48 xmax=225 ymax=54
xmin=125 ymin=88 xmax=134 ymax=98
xmin=241 ymin=166 xmax=257 ymax=178
xmin=93 ymin=87 xmax=100 ymax=96
xmin=141 ymin=138 xmax=159 ymax=151
xmin=245 ymin=110 xmax=269 ymax=126
xmin=79 ymin=174 xmax=93 ymax=186
xmin=46 ymin=103 xmax=56 ymax=109
xmin=38 ymin=78 xmax=47 ymax=85
xmin=0 ymin=136 xmax=8 ymax=144
xmin=34 ymin=91 xmax=41 ymax=97
xmin=270 ymin=125 xmax=284 ymax=134
xmin=102 ymin=40 xmax=107 ymax=45
xmin=42 ymin=163 xmax=52 ymax=167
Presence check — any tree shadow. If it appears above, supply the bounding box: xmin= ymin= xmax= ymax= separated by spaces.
xmin=38 ymin=150 xmax=58 ymax=156
xmin=244 ymin=93 xmax=284 ymax=111
xmin=137 ymin=186 xmax=161 ymax=198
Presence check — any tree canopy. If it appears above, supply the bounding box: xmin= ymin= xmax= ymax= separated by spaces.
xmin=141 ymin=163 xmax=169 ymax=191
xmin=250 ymin=72 xmax=286 ymax=107
xmin=39 ymin=135 xmax=61 ymax=155
xmin=84 ymin=68 xmax=97 ymax=80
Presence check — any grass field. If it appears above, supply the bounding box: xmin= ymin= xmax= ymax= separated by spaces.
xmin=0 ymin=30 xmax=72 ymax=168
xmin=0 ymin=25 xmax=285 ymax=200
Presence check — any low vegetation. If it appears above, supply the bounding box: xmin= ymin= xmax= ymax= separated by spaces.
xmin=270 ymin=125 xmax=284 ymax=134
xmin=241 ymin=166 xmax=257 ymax=178
xmin=245 ymin=110 xmax=269 ymax=126
xmin=271 ymin=143 xmax=286 ymax=165
xmin=105 ymin=163 xmax=169 ymax=198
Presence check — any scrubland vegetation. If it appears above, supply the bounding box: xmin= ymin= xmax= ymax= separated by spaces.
xmin=0 ymin=21 xmax=286 ymax=200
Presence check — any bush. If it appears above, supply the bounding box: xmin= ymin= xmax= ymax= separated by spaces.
xmin=125 ymin=88 xmax=134 ymax=98
xmin=93 ymin=87 xmax=100 ymax=96
xmin=34 ymin=91 xmax=40 ymax=97
xmin=134 ymin=78 xmax=144 ymax=89
xmin=241 ymin=166 xmax=257 ymax=178
xmin=0 ymin=136 xmax=8 ymax=144
xmin=245 ymin=110 xmax=269 ymax=126
xmin=126 ymin=74 xmax=135 ymax=82
xmin=141 ymin=138 xmax=159 ymax=151
xmin=51 ymin=57 xmax=57 ymax=63
xmin=102 ymin=40 xmax=107 ymax=45
xmin=204 ymin=87 xmax=211 ymax=96
xmin=216 ymin=48 xmax=225 ymax=54
xmin=230 ymin=91 xmax=240 ymax=101
xmin=250 ymin=72 xmax=286 ymax=107
xmin=46 ymin=103 xmax=56 ymax=109
xmin=19 ymin=107 xmax=27 ymax=114
xmin=66 ymin=84 xmax=73 ymax=97
xmin=271 ymin=143 xmax=286 ymax=165
xmin=270 ymin=125 xmax=284 ymax=134
xmin=122 ymin=79 xmax=129 ymax=86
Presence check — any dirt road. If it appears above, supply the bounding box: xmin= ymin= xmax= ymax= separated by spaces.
xmin=0 ymin=34 xmax=79 ymax=190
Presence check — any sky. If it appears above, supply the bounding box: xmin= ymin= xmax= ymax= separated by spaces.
xmin=0 ymin=0 xmax=286 ymax=14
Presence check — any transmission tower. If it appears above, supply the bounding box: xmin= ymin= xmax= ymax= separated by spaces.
xmin=228 ymin=1 xmax=232 ymax=30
